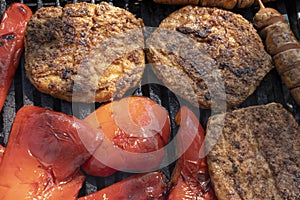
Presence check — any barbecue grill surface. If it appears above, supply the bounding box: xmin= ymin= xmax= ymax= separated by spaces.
xmin=1 ymin=0 xmax=300 ymax=197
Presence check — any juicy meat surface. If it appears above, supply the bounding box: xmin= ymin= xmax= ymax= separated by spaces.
xmin=25 ymin=2 xmax=145 ymax=103
xmin=206 ymin=103 xmax=300 ymax=200
xmin=146 ymin=6 xmax=273 ymax=109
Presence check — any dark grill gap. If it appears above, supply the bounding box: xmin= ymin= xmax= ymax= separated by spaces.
xmin=1 ymin=0 xmax=300 ymax=197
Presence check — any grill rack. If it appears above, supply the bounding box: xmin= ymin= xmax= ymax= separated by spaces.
xmin=1 ymin=0 xmax=300 ymax=197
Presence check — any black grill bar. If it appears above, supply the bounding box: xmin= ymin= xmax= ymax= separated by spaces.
xmin=0 ymin=0 xmax=7 ymax=15
xmin=285 ymin=0 xmax=300 ymax=39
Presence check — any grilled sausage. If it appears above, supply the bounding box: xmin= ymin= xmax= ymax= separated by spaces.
xmin=153 ymin=0 xmax=276 ymax=9
xmin=201 ymin=0 xmax=237 ymax=9
xmin=236 ymin=0 xmax=255 ymax=8
xmin=154 ymin=0 xmax=199 ymax=4
xmin=253 ymin=1 xmax=300 ymax=105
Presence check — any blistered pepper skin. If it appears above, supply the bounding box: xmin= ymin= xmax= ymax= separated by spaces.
xmin=0 ymin=106 xmax=102 ymax=200
xmin=0 ymin=3 xmax=32 ymax=111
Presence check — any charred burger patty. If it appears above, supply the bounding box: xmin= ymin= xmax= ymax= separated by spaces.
xmin=25 ymin=2 xmax=145 ymax=103
xmin=146 ymin=6 xmax=273 ymax=109
xmin=206 ymin=103 xmax=300 ymax=200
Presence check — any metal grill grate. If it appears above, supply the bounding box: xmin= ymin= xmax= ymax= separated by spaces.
xmin=1 ymin=0 xmax=300 ymax=197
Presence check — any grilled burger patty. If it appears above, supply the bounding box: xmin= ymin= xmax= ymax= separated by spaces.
xmin=206 ymin=103 xmax=300 ymax=200
xmin=25 ymin=2 xmax=145 ymax=103
xmin=146 ymin=6 xmax=273 ymax=109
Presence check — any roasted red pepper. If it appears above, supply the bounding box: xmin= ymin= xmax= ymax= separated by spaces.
xmin=0 ymin=3 xmax=32 ymax=111
xmin=79 ymin=171 xmax=168 ymax=200
xmin=82 ymin=96 xmax=170 ymax=176
xmin=168 ymin=106 xmax=217 ymax=200
xmin=0 ymin=106 xmax=102 ymax=199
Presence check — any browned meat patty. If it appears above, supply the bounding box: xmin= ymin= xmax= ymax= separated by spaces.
xmin=206 ymin=103 xmax=300 ymax=200
xmin=25 ymin=2 xmax=145 ymax=103
xmin=146 ymin=6 xmax=273 ymax=109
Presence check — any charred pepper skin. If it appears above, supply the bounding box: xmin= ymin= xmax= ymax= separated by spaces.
xmin=168 ymin=106 xmax=217 ymax=200
xmin=0 ymin=105 xmax=102 ymax=200
xmin=0 ymin=3 xmax=32 ymax=111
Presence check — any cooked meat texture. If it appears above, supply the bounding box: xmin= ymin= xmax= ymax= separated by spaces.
xmin=25 ymin=2 xmax=145 ymax=103
xmin=206 ymin=103 xmax=300 ymax=200
xmin=146 ymin=6 xmax=273 ymax=109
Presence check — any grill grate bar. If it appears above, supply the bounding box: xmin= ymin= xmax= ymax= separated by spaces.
xmin=2 ymin=87 xmax=15 ymax=145
xmin=0 ymin=0 xmax=6 ymax=15
xmin=36 ymin=0 xmax=43 ymax=8
xmin=285 ymin=0 xmax=300 ymax=39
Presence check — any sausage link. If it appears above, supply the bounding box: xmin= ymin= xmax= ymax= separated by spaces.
xmin=253 ymin=8 xmax=284 ymax=29
xmin=273 ymin=48 xmax=300 ymax=74
xmin=254 ymin=6 xmax=300 ymax=106
xmin=291 ymin=87 xmax=300 ymax=105
xmin=263 ymin=22 xmax=300 ymax=55
xmin=201 ymin=0 xmax=237 ymax=9
xmin=153 ymin=0 xmax=276 ymax=9
xmin=281 ymin=66 xmax=300 ymax=89
xmin=153 ymin=0 xmax=199 ymax=5
xmin=237 ymin=0 xmax=254 ymax=8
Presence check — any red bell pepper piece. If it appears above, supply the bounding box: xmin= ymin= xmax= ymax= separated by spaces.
xmin=82 ymin=96 xmax=170 ymax=176
xmin=79 ymin=171 xmax=169 ymax=200
xmin=47 ymin=171 xmax=86 ymax=200
xmin=0 ymin=145 xmax=85 ymax=200
xmin=0 ymin=3 xmax=32 ymax=111
xmin=168 ymin=106 xmax=217 ymax=200
xmin=0 ymin=105 xmax=102 ymax=199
